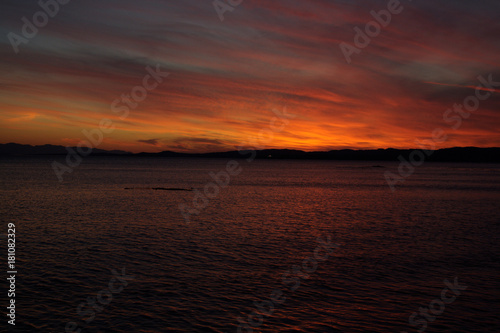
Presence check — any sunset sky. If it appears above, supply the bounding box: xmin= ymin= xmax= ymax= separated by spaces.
xmin=0 ymin=0 xmax=499 ymax=153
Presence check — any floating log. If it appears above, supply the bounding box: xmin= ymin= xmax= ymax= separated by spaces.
xmin=124 ymin=187 xmax=193 ymax=191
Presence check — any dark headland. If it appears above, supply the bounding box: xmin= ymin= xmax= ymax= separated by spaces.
xmin=1 ymin=143 xmax=499 ymax=163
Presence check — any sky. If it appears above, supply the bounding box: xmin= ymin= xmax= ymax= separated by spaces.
xmin=0 ymin=0 xmax=499 ymax=153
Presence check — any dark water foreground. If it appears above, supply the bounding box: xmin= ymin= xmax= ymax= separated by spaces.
xmin=1 ymin=156 xmax=499 ymax=332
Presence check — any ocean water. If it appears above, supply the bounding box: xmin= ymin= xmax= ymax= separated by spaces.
xmin=1 ymin=156 xmax=499 ymax=332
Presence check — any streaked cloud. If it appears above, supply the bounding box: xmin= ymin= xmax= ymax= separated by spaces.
xmin=0 ymin=0 xmax=499 ymax=152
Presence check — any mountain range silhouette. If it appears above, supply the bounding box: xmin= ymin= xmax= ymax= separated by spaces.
xmin=1 ymin=143 xmax=499 ymax=163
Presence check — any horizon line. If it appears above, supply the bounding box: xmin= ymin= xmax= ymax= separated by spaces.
xmin=2 ymin=142 xmax=500 ymax=156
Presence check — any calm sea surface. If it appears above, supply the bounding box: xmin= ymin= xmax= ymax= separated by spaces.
xmin=1 ymin=156 xmax=499 ymax=332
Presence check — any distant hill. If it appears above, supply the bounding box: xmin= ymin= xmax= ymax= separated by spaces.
xmin=1 ymin=143 xmax=499 ymax=162
xmin=138 ymin=147 xmax=500 ymax=162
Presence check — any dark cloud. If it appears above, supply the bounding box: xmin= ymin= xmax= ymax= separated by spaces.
xmin=138 ymin=139 xmax=160 ymax=146
xmin=173 ymin=138 xmax=223 ymax=145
